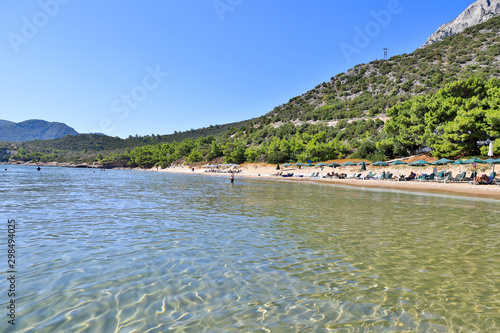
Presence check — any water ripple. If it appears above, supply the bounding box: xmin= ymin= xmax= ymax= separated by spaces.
xmin=1 ymin=165 xmax=499 ymax=332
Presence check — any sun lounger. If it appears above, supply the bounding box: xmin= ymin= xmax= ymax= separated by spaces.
xmin=440 ymin=174 xmax=452 ymax=183
xmin=452 ymin=171 xmax=466 ymax=182
xmin=463 ymin=172 xmax=477 ymax=182
xmin=423 ymin=173 xmax=435 ymax=181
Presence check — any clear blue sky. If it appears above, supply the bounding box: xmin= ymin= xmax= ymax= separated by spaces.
xmin=1 ymin=0 xmax=474 ymax=138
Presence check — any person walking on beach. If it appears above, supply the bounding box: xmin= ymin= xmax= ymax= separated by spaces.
xmin=230 ymin=171 xmax=234 ymax=184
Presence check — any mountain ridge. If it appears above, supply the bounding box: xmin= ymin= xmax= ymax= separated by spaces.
xmin=0 ymin=119 xmax=79 ymax=142
xmin=421 ymin=0 xmax=500 ymax=48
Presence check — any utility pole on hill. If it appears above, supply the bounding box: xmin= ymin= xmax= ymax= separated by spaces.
xmin=383 ymin=48 xmax=388 ymax=60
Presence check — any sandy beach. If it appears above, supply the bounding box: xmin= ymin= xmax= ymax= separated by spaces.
xmin=154 ymin=162 xmax=500 ymax=200
xmin=5 ymin=160 xmax=499 ymax=200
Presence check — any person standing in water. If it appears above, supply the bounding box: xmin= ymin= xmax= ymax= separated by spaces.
xmin=230 ymin=171 xmax=234 ymax=184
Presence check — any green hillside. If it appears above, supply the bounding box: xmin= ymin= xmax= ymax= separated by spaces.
xmin=260 ymin=17 xmax=500 ymax=124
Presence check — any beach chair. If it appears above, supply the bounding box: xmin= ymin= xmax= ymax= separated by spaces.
xmin=440 ymin=174 xmax=452 ymax=183
xmin=464 ymin=172 xmax=477 ymax=182
xmin=378 ymin=171 xmax=386 ymax=180
xmin=454 ymin=171 xmax=466 ymax=182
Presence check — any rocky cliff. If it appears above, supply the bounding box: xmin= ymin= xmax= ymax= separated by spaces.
xmin=421 ymin=0 xmax=500 ymax=48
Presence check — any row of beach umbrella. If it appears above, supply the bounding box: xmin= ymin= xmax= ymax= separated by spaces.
xmin=282 ymin=157 xmax=500 ymax=168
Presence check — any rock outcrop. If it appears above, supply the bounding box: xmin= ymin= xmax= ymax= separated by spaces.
xmin=421 ymin=0 xmax=500 ymax=48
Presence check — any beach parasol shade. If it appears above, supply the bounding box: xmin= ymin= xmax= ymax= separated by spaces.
xmin=484 ymin=158 xmax=500 ymax=173
xmin=295 ymin=163 xmax=304 ymax=166
xmin=305 ymin=163 xmax=315 ymax=167
xmin=360 ymin=161 xmax=366 ymax=171
xmin=282 ymin=163 xmax=292 ymax=167
xmin=451 ymin=160 xmax=466 ymax=165
xmin=388 ymin=160 xmax=406 ymax=166
xmin=342 ymin=161 xmax=356 ymax=166
xmin=328 ymin=162 xmax=341 ymax=167
xmin=463 ymin=157 xmax=486 ymax=164
xmin=373 ymin=161 xmax=389 ymax=166
xmin=356 ymin=161 xmax=370 ymax=165
xmin=431 ymin=158 xmax=453 ymax=165
xmin=315 ymin=162 xmax=327 ymax=167
xmin=408 ymin=160 xmax=430 ymax=166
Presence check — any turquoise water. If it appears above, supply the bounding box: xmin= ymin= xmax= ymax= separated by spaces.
xmin=1 ymin=165 xmax=499 ymax=332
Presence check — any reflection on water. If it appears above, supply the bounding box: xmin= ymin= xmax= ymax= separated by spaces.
xmin=1 ymin=165 xmax=499 ymax=332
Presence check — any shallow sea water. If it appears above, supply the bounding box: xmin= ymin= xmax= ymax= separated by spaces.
xmin=1 ymin=165 xmax=499 ymax=332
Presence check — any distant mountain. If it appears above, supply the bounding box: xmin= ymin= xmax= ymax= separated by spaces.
xmin=0 ymin=120 xmax=15 ymax=128
xmin=421 ymin=0 xmax=500 ymax=48
xmin=0 ymin=119 xmax=79 ymax=142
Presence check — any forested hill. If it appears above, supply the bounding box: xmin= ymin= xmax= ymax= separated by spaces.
xmin=7 ymin=118 xmax=255 ymax=156
xmin=0 ymin=119 xmax=78 ymax=142
xmin=258 ymin=16 xmax=500 ymax=126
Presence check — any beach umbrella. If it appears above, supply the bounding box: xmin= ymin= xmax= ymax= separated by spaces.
xmin=282 ymin=163 xmax=292 ymax=167
xmin=487 ymin=142 xmax=495 ymax=172
xmin=389 ymin=160 xmax=406 ymax=166
xmin=463 ymin=157 xmax=486 ymax=174
xmin=484 ymin=158 xmax=500 ymax=173
xmin=409 ymin=160 xmax=430 ymax=166
xmin=373 ymin=161 xmax=389 ymax=166
xmin=342 ymin=161 xmax=356 ymax=166
xmin=463 ymin=157 xmax=486 ymax=164
xmin=451 ymin=159 xmax=466 ymax=173
xmin=295 ymin=163 xmax=304 ymax=166
xmin=431 ymin=158 xmax=453 ymax=165
xmin=431 ymin=157 xmax=453 ymax=174
xmin=360 ymin=161 xmax=367 ymax=171
xmin=315 ymin=162 xmax=327 ymax=167
xmin=305 ymin=163 xmax=315 ymax=167
xmin=328 ymin=162 xmax=340 ymax=168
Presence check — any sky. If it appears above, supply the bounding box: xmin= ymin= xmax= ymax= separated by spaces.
xmin=0 ymin=0 xmax=475 ymax=138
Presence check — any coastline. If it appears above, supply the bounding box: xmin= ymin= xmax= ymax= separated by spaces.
xmin=5 ymin=161 xmax=500 ymax=200
xmin=152 ymin=163 xmax=500 ymax=200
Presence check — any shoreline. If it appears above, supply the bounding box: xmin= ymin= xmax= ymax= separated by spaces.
xmin=151 ymin=163 xmax=500 ymax=201
xmin=4 ymin=161 xmax=500 ymax=200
